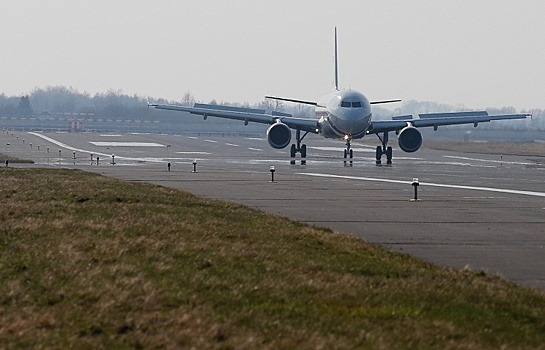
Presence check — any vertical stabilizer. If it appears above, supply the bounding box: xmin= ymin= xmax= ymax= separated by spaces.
xmin=334 ymin=27 xmax=339 ymax=91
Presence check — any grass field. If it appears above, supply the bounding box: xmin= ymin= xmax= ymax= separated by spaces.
xmin=1 ymin=168 xmax=545 ymax=348
xmin=0 ymin=152 xmax=34 ymax=164
xmin=425 ymin=140 xmax=545 ymax=159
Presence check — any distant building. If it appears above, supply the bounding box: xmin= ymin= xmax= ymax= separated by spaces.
xmin=37 ymin=110 xmax=54 ymax=120
xmin=69 ymin=120 xmax=82 ymax=132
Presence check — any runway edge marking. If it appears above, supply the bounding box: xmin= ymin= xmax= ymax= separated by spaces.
xmin=298 ymin=172 xmax=545 ymax=198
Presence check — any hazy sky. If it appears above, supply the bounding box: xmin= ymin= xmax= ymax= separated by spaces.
xmin=1 ymin=1 xmax=544 ymax=110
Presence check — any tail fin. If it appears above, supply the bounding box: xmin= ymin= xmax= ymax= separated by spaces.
xmin=334 ymin=27 xmax=339 ymax=91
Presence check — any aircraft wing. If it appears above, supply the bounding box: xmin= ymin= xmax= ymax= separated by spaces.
xmin=368 ymin=111 xmax=530 ymax=134
xmin=149 ymin=102 xmax=320 ymax=133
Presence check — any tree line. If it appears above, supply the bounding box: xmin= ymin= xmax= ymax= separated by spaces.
xmin=0 ymin=86 xmax=540 ymax=130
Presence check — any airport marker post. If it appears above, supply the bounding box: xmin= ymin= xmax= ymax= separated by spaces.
xmin=192 ymin=159 xmax=197 ymax=173
xmin=411 ymin=178 xmax=420 ymax=201
xmin=270 ymin=166 xmax=276 ymax=183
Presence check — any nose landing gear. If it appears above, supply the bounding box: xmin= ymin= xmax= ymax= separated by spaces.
xmin=343 ymin=138 xmax=353 ymax=166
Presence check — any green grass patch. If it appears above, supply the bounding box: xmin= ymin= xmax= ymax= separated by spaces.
xmin=0 ymin=168 xmax=544 ymax=348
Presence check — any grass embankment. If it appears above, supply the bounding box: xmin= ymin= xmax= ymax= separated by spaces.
xmin=0 ymin=152 xmax=33 ymax=164
xmin=1 ymin=168 xmax=545 ymax=348
xmin=425 ymin=140 xmax=545 ymax=158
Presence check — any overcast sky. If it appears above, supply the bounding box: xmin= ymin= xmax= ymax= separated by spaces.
xmin=1 ymin=1 xmax=544 ymax=110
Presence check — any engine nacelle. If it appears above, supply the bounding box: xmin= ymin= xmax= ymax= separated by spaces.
xmin=398 ymin=126 xmax=422 ymax=153
xmin=266 ymin=122 xmax=291 ymax=149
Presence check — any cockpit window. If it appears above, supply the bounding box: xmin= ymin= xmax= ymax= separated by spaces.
xmin=340 ymin=100 xmax=363 ymax=108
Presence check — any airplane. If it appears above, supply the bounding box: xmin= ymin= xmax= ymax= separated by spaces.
xmin=150 ymin=28 xmax=529 ymax=165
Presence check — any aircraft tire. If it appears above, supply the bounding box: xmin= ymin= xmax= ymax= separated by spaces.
xmin=376 ymin=146 xmax=382 ymax=159
xmin=386 ymin=146 xmax=393 ymax=164
xmin=290 ymin=144 xmax=296 ymax=158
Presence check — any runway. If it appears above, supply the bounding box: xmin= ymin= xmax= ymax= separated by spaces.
xmin=3 ymin=129 xmax=545 ymax=289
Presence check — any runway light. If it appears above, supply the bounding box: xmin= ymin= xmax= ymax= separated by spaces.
xmin=411 ymin=178 xmax=420 ymax=202
xmin=270 ymin=166 xmax=276 ymax=183
xmin=192 ymin=159 xmax=198 ymax=173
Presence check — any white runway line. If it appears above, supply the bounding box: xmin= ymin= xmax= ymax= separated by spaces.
xmin=29 ymin=132 xmax=168 ymax=163
xmin=89 ymin=142 xmax=164 ymax=147
xmin=204 ymin=139 xmax=217 ymax=143
xmin=298 ymin=172 xmax=545 ymax=198
xmin=225 ymin=143 xmax=239 ymax=147
xmin=309 ymin=146 xmax=375 ymax=152
xmin=247 ymin=147 xmax=263 ymax=151
xmin=443 ymin=155 xmax=533 ymax=166
xmin=30 ymin=132 xmax=111 ymax=157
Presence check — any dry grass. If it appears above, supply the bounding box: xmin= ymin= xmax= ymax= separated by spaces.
xmin=425 ymin=140 xmax=545 ymax=159
xmin=0 ymin=152 xmax=33 ymax=164
xmin=1 ymin=168 xmax=545 ymax=348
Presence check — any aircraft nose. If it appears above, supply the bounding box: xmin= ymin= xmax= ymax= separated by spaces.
xmin=336 ymin=109 xmax=369 ymax=134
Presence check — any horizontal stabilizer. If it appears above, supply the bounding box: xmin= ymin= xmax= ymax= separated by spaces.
xmin=370 ymin=99 xmax=402 ymax=105
xmin=265 ymin=95 xmax=323 ymax=107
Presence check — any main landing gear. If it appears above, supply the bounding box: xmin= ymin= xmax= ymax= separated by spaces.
xmin=290 ymin=128 xmax=308 ymax=165
xmin=375 ymin=131 xmax=392 ymax=165
xmin=343 ymin=138 xmax=353 ymax=166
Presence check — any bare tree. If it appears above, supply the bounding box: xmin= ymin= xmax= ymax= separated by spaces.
xmin=180 ymin=91 xmax=195 ymax=106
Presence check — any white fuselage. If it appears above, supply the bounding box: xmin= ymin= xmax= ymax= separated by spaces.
xmin=316 ymin=89 xmax=372 ymax=140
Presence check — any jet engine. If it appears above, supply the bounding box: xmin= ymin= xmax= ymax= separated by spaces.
xmin=266 ymin=122 xmax=292 ymax=149
xmin=398 ymin=126 xmax=422 ymax=153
